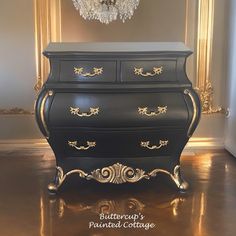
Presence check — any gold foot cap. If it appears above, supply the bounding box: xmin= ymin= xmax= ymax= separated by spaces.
xmin=48 ymin=183 xmax=58 ymax=195
xmin=179 ymin=181 xmax=189 ymax=191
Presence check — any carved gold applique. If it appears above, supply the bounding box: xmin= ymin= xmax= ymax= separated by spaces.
xmin=140 ymin=140 xmax=169 ymax=150
xmin=134 ymin=66 xmax=163 ymax=77
xmin=48 ymin=163 xmax=189 ymax=194
xmin=195 ymin=81 xmax=223 ymax=114
xmin=138 ymin=106 xmax=167 ymax=116
xmin=70 ymin=107 xmax=99 ymax=117
xmin=74 ymin=67 xmax=103 ymax=77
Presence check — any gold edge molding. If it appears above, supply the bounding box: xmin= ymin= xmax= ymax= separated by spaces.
xmin=184 ymin=89 xmax=198 ymax=137
xmin=48 ymin=163 xmax=189 ymax=193
xmin=0 ymin=108 xmax=34 ymax=115
xmin=40 ymin=91 xmax=53 ymax=138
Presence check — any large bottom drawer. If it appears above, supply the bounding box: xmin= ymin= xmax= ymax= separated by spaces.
xmin=49 ymin=129 xmax=188 ymax=158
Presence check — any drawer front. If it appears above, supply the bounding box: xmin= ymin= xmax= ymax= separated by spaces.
xmin=121 ymin=60 xmax=177 ymax=82
xmin=50 ymin=129 xmax=187 ymax=158
xmin=49 ymin=92 xmax=189 ymax=128
xmin=59 ymin=60 xmax=117 ymax=82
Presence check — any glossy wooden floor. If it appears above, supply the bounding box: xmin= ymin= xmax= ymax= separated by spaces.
xmin=0 ymin=148 xmax=236 ymax=236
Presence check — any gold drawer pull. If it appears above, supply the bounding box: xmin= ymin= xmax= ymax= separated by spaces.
xmin=134 ymin=66 xmax=163 ymax=77
xmin=141 ymin=140 xmax=168 ymax=150
xmin=138 ymin=106 xmax=167 ymax=116
xmin=70 ymin=107 xmax=99 ymax=117
xmin=74 ymin=67 xmax=103 ymax=77
xmin=68 ymin=141 xmax=96 ymax=150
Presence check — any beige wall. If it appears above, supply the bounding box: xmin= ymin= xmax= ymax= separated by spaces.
xmin=61 ymin=0 xmax=186 ymax=42
xmin=0 ymin=0 xmax=36 ymax=110
xmin=0 ymin=0 xmax=40 ymax=139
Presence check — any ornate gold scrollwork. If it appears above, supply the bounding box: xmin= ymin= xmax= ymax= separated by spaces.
xmin=195 ymin=81 xmax=223 ymax=114
xmin=138 ymin=106 xmax=167 ymax=116
xmin=68 ymin=141 xmax=96 ymax=150
xmin=134 ymin=66 xmax=163 ymax=77
xmin=140 ymin=140 xmax=168 ymax=150
xmin=70 ymin=107 xmax=99 ymax=117
xmin=48 ymin=163 xmax=189 ymax=193
xmin=74 ymin=67 xmax=103 ymax=77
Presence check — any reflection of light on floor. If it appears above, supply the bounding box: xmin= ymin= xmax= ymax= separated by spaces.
xmin=192 ymin=192 xmax=206 ymax=236
xmin=198 ymin=193 xmax=206 ymax=235
xmin=40 ymin=196 xmax=45 ymax=236
xmin=171 ymin=198 xmax=185 ymax=217
xmin=225 ymin=164 xmax=229 ymax=172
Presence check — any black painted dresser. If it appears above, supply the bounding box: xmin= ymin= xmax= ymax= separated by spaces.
xmin=35 ymin=42 xmax=201 ymax=194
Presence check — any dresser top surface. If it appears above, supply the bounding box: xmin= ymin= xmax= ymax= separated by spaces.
xmin=44 ymin=42 xmax=191 ymax=55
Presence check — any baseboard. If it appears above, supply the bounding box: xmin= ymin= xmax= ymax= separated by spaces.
xmin=0 ymin=137 xmax=225 ymax=152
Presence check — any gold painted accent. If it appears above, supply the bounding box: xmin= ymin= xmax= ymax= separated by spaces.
xmin=134 ymin=66 xmax=163 ymax=77
xmin=0 ymin=108 xmax=34 ymax=115
xmin=196 ymin=81 xmax=223 ymax=114
xmin=40 ymin=91 xmax=53 ymax=138
xmin=74 ymin=67 xmax=103 ymax=77
xmin=48 ymin=163 xmax=188 ymax=192
xmin=184 ymin=89 xmax=197 ymax=137
xmin=141 ymin=140 xmax=168 ymax=150
xmin=34 ymin=0 xmax=61 ymax=92
xmin=70 ymin=107 xmax=99 ymax=117
xmin=138 ymin=106 xmax=167 ymax=117
xmin=68 ymin=141 xmax=96 ymax=150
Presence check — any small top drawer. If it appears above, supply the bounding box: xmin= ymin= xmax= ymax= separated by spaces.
xmin=59 ymin=60 xmax=117 ymax=82
xmin=121 ymin=60 xmax=177 ymax=82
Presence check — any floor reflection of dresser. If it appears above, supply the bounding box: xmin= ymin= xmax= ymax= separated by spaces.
xmin=35 ymin=42 xmax=201 ymax=194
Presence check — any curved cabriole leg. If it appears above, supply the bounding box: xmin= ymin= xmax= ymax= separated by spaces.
xmin=48 ymin=167 xmax=65 ymax=195
xmin=171 ymin=166 xmax=189 ymax=192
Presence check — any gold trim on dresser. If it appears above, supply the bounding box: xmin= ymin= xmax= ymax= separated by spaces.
xmin=48 ymin=163 xmax=189 ymax=194
xmin=70 ymin=107 xmax=99 ymax=117
xmin=68 ymin=141 xmax=96 ymax=150
xmin=140 ymin=140 xmax=168 ymax=150
xmin=40 ymin=90 xmax=53 ymax=138
xmin=138 ymin=106 xmax=167 ymax=116
xmin=134 ymin=66 xmax=163 ymax=77
xmin=184 ymin=89 xmax=197 ymax=137
xmin=74 ymin=67 xmax=103 ymax=77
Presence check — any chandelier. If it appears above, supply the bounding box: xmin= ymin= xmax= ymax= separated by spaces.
xmin=72 ymin=0 xmax=140 ymax=24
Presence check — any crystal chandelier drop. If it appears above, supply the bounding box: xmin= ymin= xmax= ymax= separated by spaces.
xmin=72 ymin=0 xmax=140 ymax=24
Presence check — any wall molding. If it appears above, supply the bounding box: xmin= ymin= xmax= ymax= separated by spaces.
xmin=195 ymin=0 xmax=224 ymax=114
xmin=34 ymin=0 xmax=61 ymax=92
xmin=0 ymin=108 xmax=34 ymax=115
